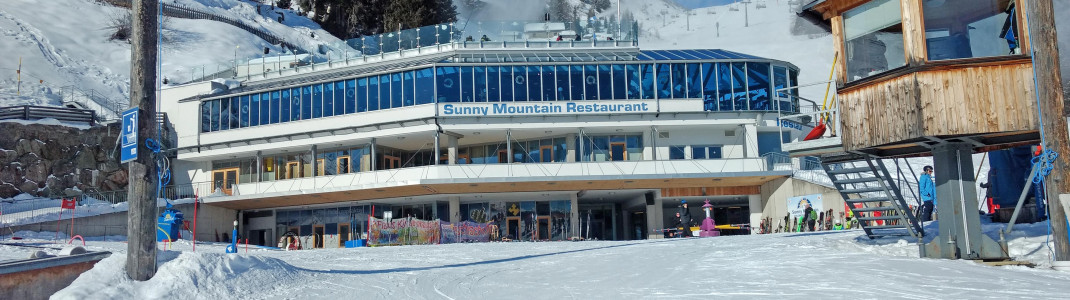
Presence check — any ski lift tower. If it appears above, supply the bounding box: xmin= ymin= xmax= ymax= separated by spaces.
xmin=791 ymin=0 xmax=1069 ymax=263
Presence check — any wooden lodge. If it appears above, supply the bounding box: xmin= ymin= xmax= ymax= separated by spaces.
xmin=800 ymin=0 xmax=1040 ymax=157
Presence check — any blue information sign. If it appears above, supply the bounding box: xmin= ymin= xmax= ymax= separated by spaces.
xmin=121 ymin=108 xmax=138 ymax=163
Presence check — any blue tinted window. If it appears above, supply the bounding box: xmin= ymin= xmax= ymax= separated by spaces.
xmin=789 ymin=69 xmax=799 ymax=112
xmin=280 ymin=89 xmax=291 ymax=122
xmin=612 ymin=65 xmax=626 ymax=100
xmin=657 ymin=64 xmax=671 ymax=99
xmin=250 ymin=94 xmax=260 ymax=127
xmin=368 ymin=76 xmax=380 ymax=111
xmin=200 ymin=102 xmax=211 ymax=132
xmin=732 ymin=62 xmax=748 ymax=110
xmin=555 ymin=65 xmax=569 ymax=100
xmin=312 ymin=84 xmax=323 ymax=118
xmin=487 ymin=66 xmax=500 ymax=102
xmin=219 ymin=98 xmax=231 ymax=130
xmin=527 ymin=66 xmax=541 ymax=101
xmin=542 ymin=66 xmax=555 ymax=101
xmin=513 ymin=66 xmax=528 ymax=101
xmin=640 ymin=64 xmax=654 ymax=99
xmin=708 ymin=146 xmax=722 ymax=159
xmin=773 ymin=66 xmax=788 ymax=111
xmin=670 ymin=64 xmax=685 ymax=99
xmin=598 ymin=65 xmax=612 ymax=100
xmin=240 ymin=95 xmax=251 ymax=127
xmin=323 ymin=83 xmax=335 ymax=117
xmin=270 ymin=91 xmax=281 ymax=124
xmin=415 ymin=68 xmax=434 ymax=104
xmin=460 ymin=66 xmax=474 ymax=102
xmin=474 ymin=67 xmax=487 ymax=102
xmin=570 ymin=65 xmax=585 ymax=100
xmin=717 ymin=63 xmax=733 ymax=110
xmin=258 ymin=92 xmax=270 ymax=125
xmin=748 ymin=62 xmax=771 ymax=110
xmin=670 ymin=146 xmax=685 ymax=160
xmin=687 ymin=63 xmax=702 ymax=99
xmin=379 ymin=74 xmax=391 ymax=109
xmin=356 ymin=78 xmax=367 ymax=112
xmin=436 ymin=67 xmax=459 ymax=103
xmin=302 ymin=86 xmax=313 ymax=120
xmin=403 ymin=71 xmax=415 ymax=106
xmin=333 ymin=81 xmax=344 ymax=115
xmin=290 ymin=87 xmax=301 ymax=121
xmin=626 ymin=64 xmax=640 ymax=99
xmin=230 ymin=97 xmax=240 ymax=129
xmin=692 ymin=146 xmax=706 ymax=159
xmin=391 ymin=73 xmax=402 ymax=108
xmin=209 ymin=100 xmax=220 ymax=131
xmin=702 ymin=63 xmax=717 ymax=111
xmin=584 ymin=65 xmax=598 ymax=100
xmin=500 ymin=66 xmax=513 ymax=101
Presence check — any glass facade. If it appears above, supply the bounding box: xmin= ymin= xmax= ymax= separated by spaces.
xmin=201 ymin=60 xmax=799 ymax=133
xmin=843 ymin=0 xmax=906 ymax=81
xmin=923 ymin=0 xmax=1020 ymax=61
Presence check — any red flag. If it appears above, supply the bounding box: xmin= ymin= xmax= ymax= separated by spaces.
xmin=61 ymin=198 xmax=76 ymax=210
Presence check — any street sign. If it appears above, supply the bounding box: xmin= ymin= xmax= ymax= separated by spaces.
xmin=121 ymin=107 xmax=138 ymax=163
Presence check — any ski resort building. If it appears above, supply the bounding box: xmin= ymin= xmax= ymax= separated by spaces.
xmin=159 ymin=32 xmax=843 ymax=248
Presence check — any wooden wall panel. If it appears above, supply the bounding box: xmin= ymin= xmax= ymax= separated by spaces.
xmin=900 ymin=0 xmax=926 ymax=66
xmin=840 ymin=74 xmax=922 ymax=151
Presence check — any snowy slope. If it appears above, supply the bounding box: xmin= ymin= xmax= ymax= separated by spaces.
xmin=15 ymin=219 xmax=1064 ymax=299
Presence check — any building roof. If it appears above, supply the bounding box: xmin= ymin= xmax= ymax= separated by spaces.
xmin=636 ymin=49 xmax=766 ymax=61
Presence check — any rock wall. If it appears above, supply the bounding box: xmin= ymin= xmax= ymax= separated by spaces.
xmin=0 ymin=122 xmax=125 ymax=199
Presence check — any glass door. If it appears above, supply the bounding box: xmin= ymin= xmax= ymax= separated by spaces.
xmin=211 ymin=168 xmax=240 ymax=195
xmin=610 ymin=142 xmax=627 ymax=161
xmin=540 ymin=145 xmax=554 ymax=162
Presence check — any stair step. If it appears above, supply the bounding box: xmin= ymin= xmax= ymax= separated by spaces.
xmin=846 ymin=197 xmax=891 ymax=203
xmin=856 ymin=215 xmax=905 ymax=221
xmin=862 ymin=224 xmax=910 ymax=230
xmin=825 ymin=167 xmax=873 ymax=175
xmin=849 ymin=206 xmax=899 ymax=213
xmin=832 ymin=177 xmax=879 ymax=184
xmin=840 ymin=187 xmax=887 ymax=194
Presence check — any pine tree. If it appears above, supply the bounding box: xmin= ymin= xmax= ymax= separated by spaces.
xmin=549 ymin=0 xmax=572 ymax=22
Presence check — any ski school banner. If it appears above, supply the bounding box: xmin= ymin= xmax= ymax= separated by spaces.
xmin=439 ymin=221 xmax=493 ymax=244
xmin=369 ymin=217 xmax=441 ymax=246
xmin=787 ymin=194 xmax=823 ymax=220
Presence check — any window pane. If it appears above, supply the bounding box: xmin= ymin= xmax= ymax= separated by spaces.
xmin=702 ymin=63 xmax=717 ymax=111
xmin=691 ymin=147 xmax=706 ymax=159
xmin=773 ymin=66 xmax=789 ymax=112
xmin=240 ymin=95 xmax=251 ymax=127
xmin=474 ymin=67 xmax=488 ymax=102
xmin=670 ymin=146 xmax=685 ymax=160
xmin=391 ymin=73 xmax=402 ymax=108
xmin=302 ymin=86 xmax=313 ymax=120
xmin=500 ymin=66 xmax=514 ymax=101
xmin=230 ymin=97 xmax=240 ymax=129
xmin=280 ymin=89 xmax=291 ymax=122
xmin=657 ymin=64 xmax=671 ymax=99
xmin=717 ymin=63 xmax=733 ymax=110
xmin=436 ymin=66 xmax=459 ymax=103
xmin=843 ymin=0 xmax=905 ymax=81
xmin=201 ymin=102 xmax=211 ymax=132
xmin=626 ymin=64 xmax=641 ymax=99
xmin=570 ymin=65 xmax=585 ymax=100
xmin=403 ymin=71 xmax=415 ymax=106
xmin=219 ymin=98 xmax=230 ymax=130
xmin=460 ymin=66 xmax=474 ymax=102
xmin=597 ymin=65 xmax=611 ymax=100
xmin=334 ymin=81 xmax=345 ymax=115
xmin=612 ymin=64 xmax=626 ymax=100
xmin=312 ymin=84 xmax=323 ymax=118
xmin=708 ymin=146 xmax=722 ymax=159
xmin=556 ymin=65 xmax=570 ymax=100
xmin=542 ymin=66 xmax=556 ymax=101
xmin=487 ymin=66 xmax=501 ymax=102
xmin=368 ymin=76 xmax=380 ymax=111
xmin=379 ymin=74 xmax=390 ymax=109
xmin=260 ymin=92 xmax=272 ymax=125
xmin=323 ymin=83 xmax=334 ymax=117
xmin=731 ymin=62 xmax=747 ymax=110
xmin=290 ymin=88 xmax=301 ymax=121
xmin=748 ymin=62 xmax=771 ymax=110
xmin=924 ymin=1 xmax=1018 ymax=61
xmin=513 ymin=66 xmax=528 ymax=101
xmin=356 ymin=78 xmax=368 ymax=112
xmin=584 ymin=65 xmax=598 ymax=100
xmin=671 ymin=63 xmax=686 ymax=99
xmin=250 ymin=94 xmax=260 ymax=127
xmin=640 ymin=64 xmax=655 ymax=99
xmin=527 ymin=66 xmax=541 ymax=101
xmin=415 ymin=68 xmax=434 ymax=104
xmin=270 ymin=91 xmax=281 ymax=124
xmin=687 ymin=63 xmax=702 ymax=99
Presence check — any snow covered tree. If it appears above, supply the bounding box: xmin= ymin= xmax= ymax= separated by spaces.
xmin=548 ymin=0 xmax=572 ymax=22
xmin=276 ymin=0 xmax=292 ymax=9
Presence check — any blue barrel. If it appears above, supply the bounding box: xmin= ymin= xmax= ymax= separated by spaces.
xmin=157 ymin=208 xmax=185 ymax=242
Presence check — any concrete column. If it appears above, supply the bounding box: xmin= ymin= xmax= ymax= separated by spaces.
xmin=925 ymin=143 xmax=1004 ymax=259
xmin=506 ymin=130 xmax=513 ymax=164
xmin=448 ymin=134 xmax=458 ymax=165
xmin=622 ymin=208 xmax=632 ymax=240
xmin=570 ymin=193 xmax=579 ymax=239
xmin=434 ymin=131 xmax=441 ymax=165
xmin=742 ymin=124 xmax=758 ymax=158
xmin=748 ymin=194 xmax=762 ymax=234
xmin=649 ymin=126 xmax=657 ymax=161
xmin=566 ymin=133 xmax=577 ymax=162
xmin=449 ymin=196 xmax=461 ymax=223
xmin=577 ymin=128 xmax=585 ymax=162
xmin=310 ymin=145 xmax=318 ymax=176
xmin=255 ymin=151 xmax=262 ymax=182
xmin=370 ymin=138 xmax=377 ymax=171
xmin=646 ymin=196 xmax=664 ymax=239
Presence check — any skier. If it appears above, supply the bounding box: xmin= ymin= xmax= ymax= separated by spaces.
xmin=679 ymin=200 xmax=692 ymax=237
xmin=480 ymin=34 xmax=491 ymax=42
xmin=803 ymin=201 xmax=816 ymax=232
xmin=919 ymin=165 xmax=936 ymax=222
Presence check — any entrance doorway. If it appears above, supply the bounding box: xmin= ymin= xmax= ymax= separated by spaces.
xmin=540 ymin=145 xmax=554 ymax=162
xmin=285 ymin=162 xmax=300 ymax=179
xmin=338 ymin=223 xmax=350 ymax=247
xmin=537 ymin=216 xmax=551 ymax=240
xmin=505 ymin=216 xmax=521 ymax=240
xmin=211 ymin=168 xmax=239 ymax=195
xmin=610 ymin=142 xmax=627 ymax=161
xmin=313 ymin=225 xmax=325 ymax=248
xmin=337 ymin=156 xmax=351 ymax=174
xmin=382 ymin=155 xmax=400 ymax=169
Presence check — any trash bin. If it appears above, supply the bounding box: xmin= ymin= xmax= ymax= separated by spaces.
xmin=344 ymin=239 xmax=366 ymax=248
xmin=157 ymin=208 xmax=184 ymax=242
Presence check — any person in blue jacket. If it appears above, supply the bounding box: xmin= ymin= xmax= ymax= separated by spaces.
xmin=919 ymin=165 xmax=936 ymax=222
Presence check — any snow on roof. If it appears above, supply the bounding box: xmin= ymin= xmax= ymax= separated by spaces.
xmin=523 ymin=22 xmax=567 ymax=33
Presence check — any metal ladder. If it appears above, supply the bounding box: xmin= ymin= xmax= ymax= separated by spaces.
xmin=821 ymin=155 xmax=923 ymax=239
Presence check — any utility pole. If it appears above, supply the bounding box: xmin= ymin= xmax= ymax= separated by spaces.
xmin=742 ymin=1 xmax=751 ymax=27
xmin=1025 ymin=0 xmax=1070 ymax=263
xmin=616 ymin=0 xmax=622 ymax=39
xmin=126 ymin=0 xmax=159 ymax=281
xmin=16 ymin=57 xmax=21 ymax=96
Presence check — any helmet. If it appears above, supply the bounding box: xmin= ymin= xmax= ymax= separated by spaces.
xmin=681 ymin=200 xmax=687 ymax=204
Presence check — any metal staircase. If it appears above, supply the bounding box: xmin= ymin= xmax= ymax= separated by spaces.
xmin=821 ymin=153 xmax=923 ymax=239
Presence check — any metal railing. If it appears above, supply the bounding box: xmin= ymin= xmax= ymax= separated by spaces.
xmin=58 ymin=85 xmax=123 ymax=122
xmin=0 ymin=105 xmax=96 ymax=125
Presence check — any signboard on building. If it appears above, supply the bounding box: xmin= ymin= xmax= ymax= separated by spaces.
xmin=121 ymin=107 xmax=138 ymax=163
xmin=787 ymin=193 xmax=822 ymax=221
xmin=440 ymin=101 xmax=654 ymax=117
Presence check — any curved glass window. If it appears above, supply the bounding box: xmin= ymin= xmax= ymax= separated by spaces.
xmin=391 ymin=73 xmax=403 ymax=108
xmin=403 ymin=71 xmax=415 ymax=106
xmin=702 ymin=63 xmax=717 ymax=111
xmin=460 ymin=66 xmax=474 ymax=103
xmin=289 ymin=88 xmax=301 ymax=121
xmin=332 ymin=81 xmax=344 ymax=115
xmin=343 ymin=80 xmax=355 ymax=114
xmin=379 ymin=74 xmax=391 ymax=109
xmin=626 ymin=64 xmax=640 ymax=100
xmin=598 ymin=65 xmax=612 ymax=100
xmin=612 ymin=65 xmax=626 ymax=100
xmin=716 ymin=63 xmax=733 ymax=110
xmin=200 ymin=102 xmax=211 ymax=132
xmin=240 ymin=95 xmax=251 ymax=127
xmin=250 ymin=94 xmax=260 ymax=126
xmin=436 ymin=66 xmax=459 ymax=103
xmin=474 ymin=67 xmax=488 ymax=102
xmin=584 ymin=65 xmax=598 ymax=100
xmin=415 ymin=69 xmax=433 ymax=104
xmin=356 ymin=78 xmax=368 ymax=112
xmin=570 ymin=65 xmax=585 ymax=100
xmin=670 ymin=63 xmax=685 ymax=99
xmin=512 ymin=66 xmax=528 ymax=101
xmin=731 ymin=63 xmax=748 ymax=110
xmin=747 ymin=62 xmax=771 ymax=110
xmin=270 ymin=91 xmax=281 ymax=124
xmin=657 ymin=64 xmax=671 ymax=99
xmin=542 ymin=66 xmax=556 ymax=101
xmin=219 ymin=98 xmax=230 ymax=130
xmin=687 ymin=63 xmax=702 ymax=99
xmin=301 ymin=86 xmax=313 ymax=120
xmin=555 ymin=65 xmax=570 ymax=100
xmin=500 ymin=66 xmax=514 ymax=101
xmin=640 ymin=64 xmax=654 ymax=99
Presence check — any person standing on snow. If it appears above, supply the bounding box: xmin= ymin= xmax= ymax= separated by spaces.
xmin=919 ymin=165 xmax=936 ymax=222
xmin=679 ymin=200 xmax=692 ymax=237
xmin=802 ymin=201 xmax=816 ymax=232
